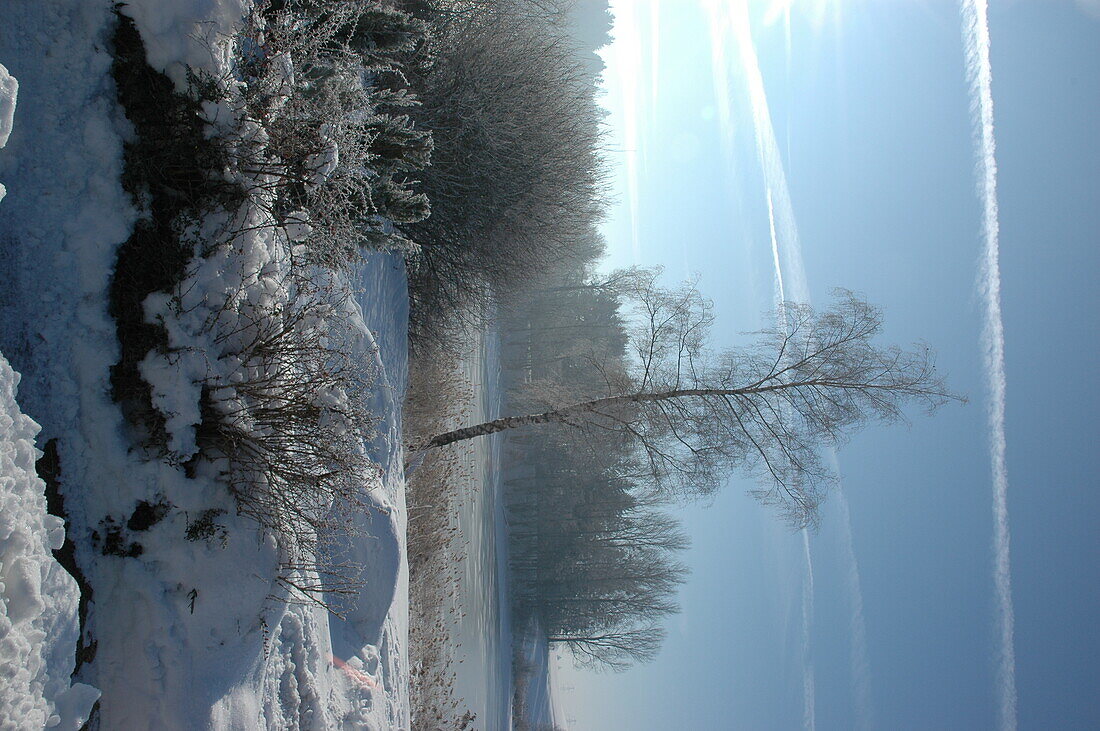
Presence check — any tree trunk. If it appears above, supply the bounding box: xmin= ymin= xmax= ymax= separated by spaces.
xmin=411 ymin=372 xmax=947 ymax=454
xmin=412 ymin=386 xmax=748 ymax=452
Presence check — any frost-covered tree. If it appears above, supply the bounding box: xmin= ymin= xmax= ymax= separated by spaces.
xmin=401 ymin=0 xmax=608 ymax=340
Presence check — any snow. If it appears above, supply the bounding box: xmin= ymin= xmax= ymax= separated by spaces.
xmin=118 ymin=0 xmax=249 ymax=88
xmin=0 ymin=62 xmax=15 ymax=148
xmin=0 ymin=61 xmax=16 ymax=202
xmin=284 ymin=210 xmax=314 ymax=242
xmin=306 ymin=134 xmax=340 ymax=185
xmin=0 ymin=354 xmax=99 ymax=730
xmin=0 ymin=1 xmax=412 ymax=728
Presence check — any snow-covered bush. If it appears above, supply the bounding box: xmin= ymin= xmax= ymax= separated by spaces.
xmin=142 ymin=251 xmax=382 ymax=603
xmin=202 ymin=272 xmax=378 ymax=540
xmin=220 ymin=0 xmax=432 ymax=267
xmin=109 ymin=1 xmax=420 ymax=607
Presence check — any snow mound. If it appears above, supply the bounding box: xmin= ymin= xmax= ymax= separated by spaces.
xmin=0 ymin=353 xmax=99 ymax=730
xmin=119 ymin=0 xmax=248 ymax=89
xmin=0 ymin=62 xmax=15 ymax=148
xmin=0 ymin=61 xmax=16 ymax=202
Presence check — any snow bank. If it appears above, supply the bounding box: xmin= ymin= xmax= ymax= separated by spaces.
xmin=119 ymin=0 xmax=248 ymax=89
xmin=0 ymin=53 xmax=97 ymax=729
xmin=0 ymin=61 xmax=16 ymax=202
xmin=0 ymin=63 xmax=15 ymax=148
xmin=0 ymin=354 xmax=99 ymax=730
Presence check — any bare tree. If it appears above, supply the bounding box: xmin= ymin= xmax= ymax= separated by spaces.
xmin=547 ymin=626 xmax=666 ymax=672
xmin=401 ymin=0 xmax=608 ymax=341
xmin=411 ymin=277 xmax=963 ymax=527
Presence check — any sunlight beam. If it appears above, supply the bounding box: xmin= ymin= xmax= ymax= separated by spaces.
xmin=600 ymin=0 xmax=646 ymax=263
xmin=704 ymin=4 xmax=875 ymax=727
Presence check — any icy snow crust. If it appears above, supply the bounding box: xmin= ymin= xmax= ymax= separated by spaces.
xmin=0 ymin=1 xmax=410 ymax=728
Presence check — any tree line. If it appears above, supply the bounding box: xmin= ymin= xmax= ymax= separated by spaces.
xmin=391 ymin=0 xmax=611 ymax=344
xmin=496 ymin=253 xmax=690 ymax=672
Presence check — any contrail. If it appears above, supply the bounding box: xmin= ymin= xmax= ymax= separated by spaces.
xmin=727 ymin=3 xmax=808 ymax=303
xmin=832 ymin=481 xmax=874 ymax=730
xmin=801 ymin=531 xmax=816 ymax=731
xmin=704 ymin=3 xmax=876 ymax=727
xmin=766 ymin=189 xmax=787 ymax=305
xmin=960 ymin=1 xmax=1016 ymax=728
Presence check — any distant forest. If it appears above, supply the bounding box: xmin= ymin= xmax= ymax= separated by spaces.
xmin=500 ymin=276 xmax=690 ymax=674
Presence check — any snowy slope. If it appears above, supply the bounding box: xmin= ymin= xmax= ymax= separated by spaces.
xmin=0 ymin=50 xmax=99 ymax=731
xmin=0 ymin=44 xmax=98 ymax=731
xmin=0 ymin=1 xmax=411 ymax=728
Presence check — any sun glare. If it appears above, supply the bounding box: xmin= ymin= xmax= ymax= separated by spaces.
xmin=763 ymin=0 xmax=838 ymax=31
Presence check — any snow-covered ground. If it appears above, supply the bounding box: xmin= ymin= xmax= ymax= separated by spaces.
xmin=514 ymin=624 xmax=554 ymax=729
xmin=449 ymin=331 xmax=514 ymax=730
xmin=0 ymin=1 xmax=411 ymax=727
xmin=0 ymin=41 xmax=99 ymax=731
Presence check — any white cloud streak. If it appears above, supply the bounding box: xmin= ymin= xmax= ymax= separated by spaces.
xmin=960 ymin=1 xmax=1016 ymax=728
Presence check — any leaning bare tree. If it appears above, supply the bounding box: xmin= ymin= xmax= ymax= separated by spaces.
xmin=410 ymin=271 xmax=963 ymax=527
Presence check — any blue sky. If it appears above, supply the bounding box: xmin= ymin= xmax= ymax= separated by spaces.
xmin=555 ymin=1 xmax=1100 ymax=729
